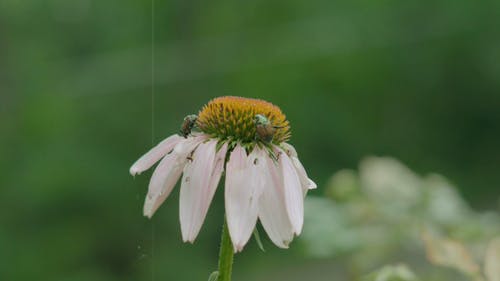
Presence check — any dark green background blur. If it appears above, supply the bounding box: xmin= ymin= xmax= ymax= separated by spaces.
xmin=1 ymin=0 xmax=499 ymax=280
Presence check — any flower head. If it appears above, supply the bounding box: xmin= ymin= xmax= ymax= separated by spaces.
xmin=197 ymin=96 xmax=290 ymax=145
xmin=130 ymin=96 xmax=316 ymax=252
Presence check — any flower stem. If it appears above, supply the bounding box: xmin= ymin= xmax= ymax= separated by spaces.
xmin=217 ymin=217 xmax=234 ymax=281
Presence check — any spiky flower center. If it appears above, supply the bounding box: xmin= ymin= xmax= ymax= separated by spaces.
xmin=197 ymin=96 xmax=291 ymax=144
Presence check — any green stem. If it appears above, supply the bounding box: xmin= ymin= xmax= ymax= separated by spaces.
xmin=217 ymin=217 xmax=234 ymax=281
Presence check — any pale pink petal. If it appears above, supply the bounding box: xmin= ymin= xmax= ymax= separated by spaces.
xmin=281 ymin=142 xmax=298 ymax=158
xmin=180 ymin=141 xmax=228 ymax=243
xmin=281 ymin=143 xmax=316 ymax=193
xmin=143 ymin=153 xmax=184 ymax=218
xmin=225 ymin=145 xmax=266 ymax=252
xmin=207 ymin=142 xmax=229 ymax=200
xmin=130 ymin=134 xmax=183 ymax=176
xmin=172 ymin=134 xmax=208 ymax=155
xmin=291 ymin=156 xmax=317 ymax=193
xmin=306 ymin=179 xmax=317 ymax=190
xmin=258 ymin=156 xmax=294 ymax=248
xmin=143 ymin=135 xmax=207 ymax=218
xmin=277 ymin=148 xmax=304 ymax=235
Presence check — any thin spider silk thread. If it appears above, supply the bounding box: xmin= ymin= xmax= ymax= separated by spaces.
xmin=151 ymin=0 xmax=156 ymax=280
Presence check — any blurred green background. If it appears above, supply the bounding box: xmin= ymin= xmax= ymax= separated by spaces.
xmin=1 ymin=0 xmax=499 ymax=280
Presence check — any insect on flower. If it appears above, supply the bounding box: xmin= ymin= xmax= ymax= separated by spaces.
xmin=179 ymin=114 xmax=198 ymax=138
xmin=254 ymin=114 xmax=286 ymax=143
xmin=130 ymin=96 xmax=316 ymax=252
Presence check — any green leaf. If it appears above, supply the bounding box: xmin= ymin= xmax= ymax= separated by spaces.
xmin=208 ymin=271 xmax=219 ymax=281
xmin=253 ymin=228 xmax=265 ymax=252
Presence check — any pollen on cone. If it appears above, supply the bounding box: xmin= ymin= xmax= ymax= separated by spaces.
xmin=197 ymin=96 xmax=291 ymax=144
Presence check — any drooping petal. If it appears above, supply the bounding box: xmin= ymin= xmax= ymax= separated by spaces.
xmin=130 ymin=134 xmax=183 ymax=176
xmin=281 ymin=142 xmax=298 ymax=158
xmin=143 ymin=135 xmax=207 ymax=218
xmin=180 ymin=141 xmax=228 ymax=243
xmin=291 ymin=156 xmax=317 ymax=193
xmin=306 ymin=179 xmax=317 ymax=190
xmin=258 ymin=156 xmax=294 ymax=248
xmin=208 ymin=142 xmax=229 ymax=200
xmin=172 ymin=134 xmax=208 ymax=155
xmin=143 ymin=153 xmax=184 ymax=218
xmin=225 ymin=145 xmax=266 ymax=252
xmin=281 ymin=142 xmax=316 ymax=193
xmin=277 ymin=147 xmax=304 ymax=235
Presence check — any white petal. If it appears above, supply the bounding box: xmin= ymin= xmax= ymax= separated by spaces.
xmin=277 ymin=148 xmax=304 ymax=235
xmin=306 ymin=178 xmax=317 ymax=190
xmin=143 ymin=153 xmax=184 ymax=218
xmin=143 ymin=136 xmax=206 ymax=218
xmin=291 ymin=156 xmax=317 ymax=193
xmin=173 ymin=134 xmax=208 ymax=155
xmin=130 ymin=134 xmax=183 ymax=176
xmin=180 ymin=141 xmax=228 ymax=243
xmin=281 ymin=142 xmax=298 ymax=158
xmin=208 ymin=142 xmax=229 ymax=198
xmin=180 ymin=141 xmax=215 ymax=242
xmin=225 ymin=145 xmax=266 ymax=252
xmin=281 ymin=143 xmax=316 ymax=193
xmin=258 ymin=156 xmax=294 ymax=248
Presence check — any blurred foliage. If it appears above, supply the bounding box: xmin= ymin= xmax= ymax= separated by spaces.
xmin=362 ymin=264 xmax=419 ymax=281
xmin=1 ymin=0 xmax=500 ymax=280
xmin=302 ymin=157 xmax=500 ymax=281
xmin=485 ymin=238 xmax=500 ymax=281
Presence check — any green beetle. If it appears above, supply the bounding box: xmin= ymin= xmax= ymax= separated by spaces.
xmin=179 ymin=114 xmax=198 ymax=138
xmin=254 ymin=114 xmax=280 ymax=143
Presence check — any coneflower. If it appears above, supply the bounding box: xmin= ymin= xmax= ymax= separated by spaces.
xmin=130 ymin=96 xmax=315 ymax=279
